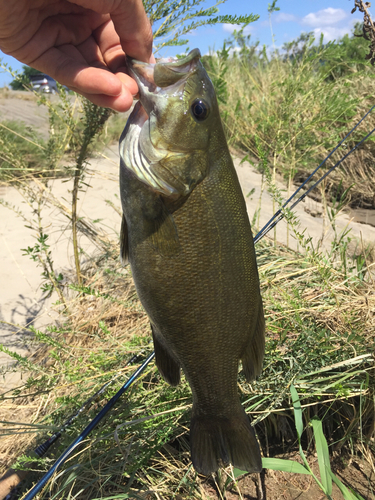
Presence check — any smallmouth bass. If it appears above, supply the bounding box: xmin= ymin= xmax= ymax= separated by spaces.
xmin=119 ymin=49 xmax=265 ymax=475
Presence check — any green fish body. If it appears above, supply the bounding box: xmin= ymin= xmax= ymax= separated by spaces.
xmin=119 ymin=49 xmax=265 ymax=475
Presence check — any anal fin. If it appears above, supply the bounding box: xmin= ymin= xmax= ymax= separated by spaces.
xmin=241 ymin=300 xmax=265 ymax=381
xmin=152 ymin=325 xmax=180 ymax=386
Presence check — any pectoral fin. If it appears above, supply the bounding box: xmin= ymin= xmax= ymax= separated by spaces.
xmin=241 ymin=300 xmax=265 ymax=381
xmin=149 ymin=199 xmax=181 ymax=258
xmin=152 ymin=325 xmax=181 ymax=386
xmin=120 ymin=214 xmax=129 ymax=264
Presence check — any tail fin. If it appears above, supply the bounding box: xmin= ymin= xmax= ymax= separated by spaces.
xmin=190 ymin=406 xmax=262 ymax=475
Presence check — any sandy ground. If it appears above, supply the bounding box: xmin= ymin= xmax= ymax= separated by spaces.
xmin=0 ymin=91 xmax=51 ymax=138
xmin=1 ymin=93 xmax=375 ymax=392
xmin=0 ymin=146 xmax=123 ymax=390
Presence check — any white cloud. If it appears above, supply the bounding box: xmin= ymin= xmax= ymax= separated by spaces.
xmin=222 ymin=23 xmax=253 ymax=35
xmin=312 ymin=25 xmax=353 ymax=42
xmin=298 ymin=8 xmax=358 ymax=42
xmin=229 ymin=46 xmax=242 ymax=55
xmin=205 ymin=46 xmax=246 ymax=57
xmin=274 ymin=13 xmax=298 ymax=23
xmin=302 ymin=8 xmax=347 ymax=28
xmin=223 ymin=23 xmax=236 ymax=33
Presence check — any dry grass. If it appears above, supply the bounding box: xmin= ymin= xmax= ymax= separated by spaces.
xmin=0 ymin=88 xmax=39 ymax=102
xmin=206 ymin=48 xmax=375 ymax=210
xmin=0 ymin=232 xmax=373 ymax=499
xmin=0 ymin=253 xmax=151 ymax=469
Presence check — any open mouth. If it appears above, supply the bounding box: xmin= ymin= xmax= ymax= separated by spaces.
xmin=119 ymin=49 xmax=204 ymax=197
xmin=126 ymin=48 xmax=202 ymax=103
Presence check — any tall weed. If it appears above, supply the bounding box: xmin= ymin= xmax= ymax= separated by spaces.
xmin=205 ymin=30 xmax=375 ymax=209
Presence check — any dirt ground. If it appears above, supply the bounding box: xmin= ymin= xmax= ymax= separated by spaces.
xmin=197 ymin=451 xmax=375 ymax=500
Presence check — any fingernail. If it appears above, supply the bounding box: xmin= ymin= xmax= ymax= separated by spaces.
xmin=116 ymin=73 xmax=127 ymax=84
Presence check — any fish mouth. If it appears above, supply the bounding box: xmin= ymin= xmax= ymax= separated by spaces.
xmin=119 ymin=49 xmax=203 ymax=197
xmin=127 ymin=48 xmax=201 ymax=108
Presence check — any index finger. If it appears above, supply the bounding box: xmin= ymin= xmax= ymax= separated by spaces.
xmin=111 ymin=0 xmax=153 ymax=62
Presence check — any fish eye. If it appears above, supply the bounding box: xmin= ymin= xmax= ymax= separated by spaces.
xmin=191 ymin=99 xmax=209 ymax=121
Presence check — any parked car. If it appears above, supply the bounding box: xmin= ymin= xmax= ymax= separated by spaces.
xmin=29 ymin=74 xmax=58 ymax=94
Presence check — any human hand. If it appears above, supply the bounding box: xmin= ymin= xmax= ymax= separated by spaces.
xmin=0 ymin=0 xmax=153 ymax=111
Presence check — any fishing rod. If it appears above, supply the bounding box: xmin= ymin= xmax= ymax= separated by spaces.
xmin=16 ymin=352 xmax=156 ymax=500
xmin=3 ymin=105 xmax=375 ymax=500
xmin=0 ymin=350 xmax=149 ymax=500
xmin=254 ymin=104 xmax=375 ymax=244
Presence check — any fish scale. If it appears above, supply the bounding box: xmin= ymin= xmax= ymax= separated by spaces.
xmin=119 ymin=48 xmax=265 ymax=475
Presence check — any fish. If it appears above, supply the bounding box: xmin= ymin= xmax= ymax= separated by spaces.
xmin=119 ymin=48 xmax=265 ymax=475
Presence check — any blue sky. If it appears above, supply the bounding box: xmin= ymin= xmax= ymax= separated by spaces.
xmin=156 ymin=0 xmax=364 ymax=57
xmin=0 ymin=0 xmax=365 ymax=87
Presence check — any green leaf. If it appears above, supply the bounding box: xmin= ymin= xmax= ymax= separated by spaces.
xmin=311 ymin=418 xmax=332 ymax=496
xmin=239 ymin=154 xmax=250 ymax=165
xmin=262 ymin=458 xmax=311 ymax=475
xmin=206 ymin=14 xmax=259 ymax=25
xmin=231 ymin=467 xmax=248 ymax=479
xmin=330 ymin=471 xmax=365 ymax=500
xmin=290 ymin=384 xmax=303 ymax=439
